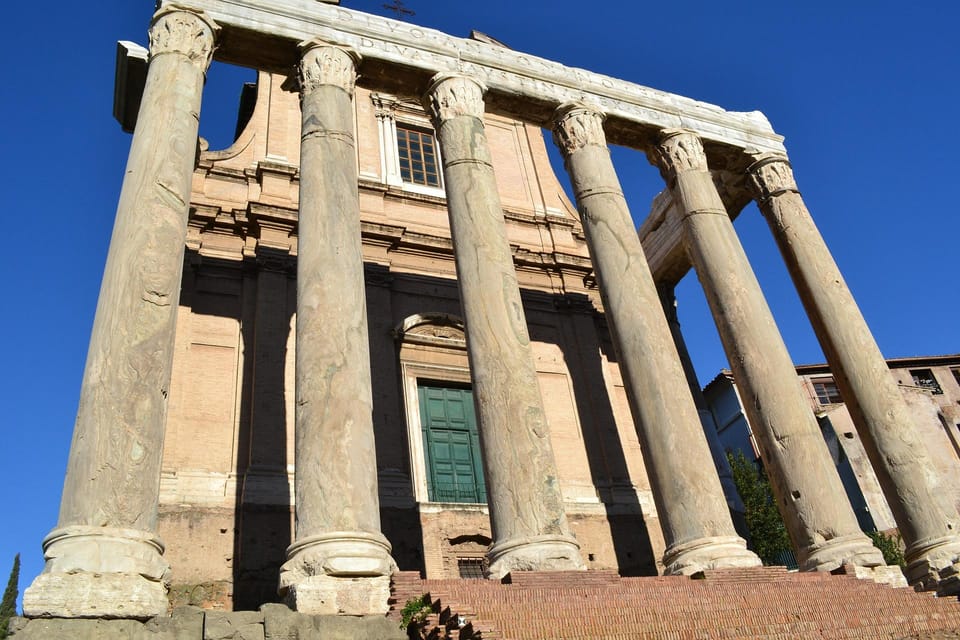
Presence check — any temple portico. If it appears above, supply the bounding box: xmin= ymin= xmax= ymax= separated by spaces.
xmin=22 ymin=0 xmax=960 ymax=623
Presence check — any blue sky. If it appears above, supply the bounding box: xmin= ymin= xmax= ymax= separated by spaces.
xmin=1 ymin=1 xmax=957 ymax=605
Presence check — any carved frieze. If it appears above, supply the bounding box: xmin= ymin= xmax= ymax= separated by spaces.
xmin=651 ymin=129 xmax=708 ymax=179
xmin=551 ymin=103 xmax=606 ymax=158
xmin=423 ymin=73 xmax=486 ymax=124
xmin=148 ymin=7 xmax=219 ymax=71
xmin=299 ymin=41 xmax=361 ymax=95
xmin=747 ymin=153 xmax=800 ymax=203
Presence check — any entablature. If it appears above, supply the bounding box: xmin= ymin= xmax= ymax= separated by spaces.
xmin=159 ymin=0 xmax=784 ymax=169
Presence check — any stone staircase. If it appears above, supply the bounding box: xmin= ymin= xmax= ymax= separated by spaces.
xmin=390 ymin=568 xmax=960 ymax=639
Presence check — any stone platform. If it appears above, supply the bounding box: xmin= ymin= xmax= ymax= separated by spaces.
xmin=8 ymin=604 xmax=405 ymax=640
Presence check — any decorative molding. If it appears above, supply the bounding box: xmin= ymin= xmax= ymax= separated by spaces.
xmin=298 ymin=40 xmax=361 ymax=95
xmin=370 ymin=92 xmax=399 ymax=120
xmin=148 ymin=6 xmax=219 ymax=71
xmin=747 ymin=153 xmax=800 ymax=203
xmin=423 ymin=73 xmax=486 ymax=125
xmin=551 ymin=103 xmax=606 ymax=157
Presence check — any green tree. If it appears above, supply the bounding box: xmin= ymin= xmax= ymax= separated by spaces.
xmin=727 ymin=451 xmax=793 ymax=565
xmin=0 ymin=553 xmax=20 ymax=640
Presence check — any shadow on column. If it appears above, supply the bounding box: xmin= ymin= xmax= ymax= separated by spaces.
xmin=545 ymin=292 xmax=658 ymax=576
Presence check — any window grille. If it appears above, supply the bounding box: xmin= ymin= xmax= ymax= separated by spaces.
xmin=457 ymin=557 xmax=486 ymax=579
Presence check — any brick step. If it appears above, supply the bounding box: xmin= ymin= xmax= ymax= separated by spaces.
xmin=392 ymin=570 xmax=960 ymax=639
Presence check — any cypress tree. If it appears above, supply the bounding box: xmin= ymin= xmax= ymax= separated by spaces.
xmin=0 ymin=553 xmax=20 ymax=640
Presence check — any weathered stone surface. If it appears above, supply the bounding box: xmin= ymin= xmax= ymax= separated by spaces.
xmin=424 ymin=74 xmax=584 ymax=578
xmin=279 ymin=40 xmax=394 ymax=611
xmin=24 ymin=7 xmax=219 ymax=618
xmin=11 ymin=606 xmax=403 ymax=639
xmin=204 ymin=611 xmax=265 ymax=640
xmin=261 ymin=603 xmax=405 ymax=639
xmin=551 ymin=103 xmax=758 ymax=574
xmin=651 ymin=129 xmax=886 ymax=575
xmin=748 ymin=152 xmax=960 ymax=595
xmin=10 ymin=607 xmax=203 ymax=639
xmin=281 ymin=575 xmax=390 ymax=615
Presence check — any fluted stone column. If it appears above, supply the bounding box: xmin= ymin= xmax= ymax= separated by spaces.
xmin=22 ymin=7 xmax=219 ymax=619
xmin=423 ymin=74 xmax=584 ymax=579
xmin=748 ymin=153 xmax=960 ymax=594
xmin=277 ymin=41 xmax=396 ymax=614
xmin=551 ymin=103 xmax=758 ymax=574
xmin=649 ymin=130 xmax=898 ymax=582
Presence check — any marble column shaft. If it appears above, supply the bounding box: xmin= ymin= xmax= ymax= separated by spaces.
xmin=423 ymin=74 xmax=584 ymax=578
xmin=23 ymin=7 xmax=218 ymax=619
xmin=278 ymin=41 xmax=394 ymax=614
xmin=651 ymin=130 xmax=885 ymax=573
xmin=748 ymin=153 xmax=960 ymax=594
xmin=551 ymin=104 xmax=758 ymax=574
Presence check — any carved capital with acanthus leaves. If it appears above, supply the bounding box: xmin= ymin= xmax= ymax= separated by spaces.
xmin=551 ymin=102 xmax=607 ymax=158
xmin=148 ymin=6 xmax=219 ymax=72
xmin=746 ymin=153 xmax=800 ymax=204
xmin=298 ymin=40 xmax=361 ymax=96
xmin=650 ymin=129 xmax=709 ymax=181
xmin=422 ymin=73 xmax=487 ymax=125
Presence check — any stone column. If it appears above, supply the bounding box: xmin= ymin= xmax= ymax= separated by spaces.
xmin=22 ymin=7 xmax=219 ymax=619
xmin=551 ymin=103 xmax=758 ymax=574
xmin=658 ymin=288 xmax=747 ymax=529
xmin=649 ymin=130 xmax=896 ymax=581
xmin=277 ymin=41 xmax=396 ymax=614
xmin=748 ymin=153 xmax=960 ymax=594
xmin=423 ymin=74 xmax=584 ymax=578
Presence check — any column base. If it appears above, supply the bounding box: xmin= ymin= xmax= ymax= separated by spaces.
xmin=799 ymin=532 xmax=886 ymax=573
xmin=663 ymin=535 xmax=762 ymax=575
xmin=22 ymin=526 xmax=170 ymax=619
xmin=278 ymin=531 xmax=396 ymax=614
xmin=486 ymin=534 xmax=585 ymax=580
xmin=844 ymin=563 xmax=908 ymax=588
xmin=282 ymin=575 xmax=392 ymax=615
xmin=905 ymin=535 xmax=960 ymax=596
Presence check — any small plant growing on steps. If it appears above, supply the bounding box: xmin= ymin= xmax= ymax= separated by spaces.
xmin=868 ymin=530 xmax=906 ymax=570
xmin=399 ymin=594 xmax=432 ymax=633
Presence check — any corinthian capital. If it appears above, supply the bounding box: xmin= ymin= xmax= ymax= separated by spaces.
xmin=551 ymin=102 xmax=607 ymax=158
xmin=298 ymin=40 xmax=361 ymax=96
xmin=422 ymin=73 xmax=486 ymax=125
xmin=148 ymin=6 xmax=219 ymax=71
xmin=651 ymin=129 xmax=708 ymax=181
xmin=746 ymin=153 xmax=800 ymax=203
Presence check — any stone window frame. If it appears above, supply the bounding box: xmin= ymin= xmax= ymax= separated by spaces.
xmin=395 ymin=313 xmax=489 ymax=508
xmin=371 ymin=93 xmax=446 ymax=198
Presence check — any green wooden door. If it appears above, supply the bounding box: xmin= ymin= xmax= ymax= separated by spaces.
xmin=419 ymin=384 xmax=486 ymax=503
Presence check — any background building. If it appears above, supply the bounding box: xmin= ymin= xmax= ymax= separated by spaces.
xmin=705 ymin=354 xmax=960 ymax=535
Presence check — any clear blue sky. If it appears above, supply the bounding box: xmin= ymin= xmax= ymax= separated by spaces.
xmin=1 ymin=1 xmax=957 ymax=605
